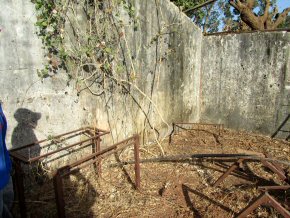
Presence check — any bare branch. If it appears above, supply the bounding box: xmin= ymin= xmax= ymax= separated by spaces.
xmin=203 ymin=3 xmax=215 ymax=33
xmin=273 ymin=7 xmax=290 ymax=29
xmin=246 ymin=0 xmax=255 ymax=10
xmin=183 ymin=0 xmax=217 ymax=13
xmin=229 ymin=0 xmax=245 ymax=11
xmin=229 ymin=0 xmax=239 ymax=10
xmin=262 ymin=0 xmax=271 ymax=23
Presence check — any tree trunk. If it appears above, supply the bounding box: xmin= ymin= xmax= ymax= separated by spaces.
xmin=240 ymin=9 xmax=264 ymax=30
xmin=229 ymin=0 xmax=290 ymax=31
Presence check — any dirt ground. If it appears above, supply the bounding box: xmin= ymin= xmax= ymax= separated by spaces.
xmin=13 ymin=126 xmax=290 ymax=217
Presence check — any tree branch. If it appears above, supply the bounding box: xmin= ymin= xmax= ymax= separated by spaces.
xmin=262 ymin=0 xmax=271 ymax=23
xmin=273 ymin=7 xmax=290 ymax=29
xmin=203 ymin=3 xmax=214 ymax=33
xmin=229 ymin=0 xmax=239 ymax=10
xmin=183 ymin=0 xmax=217 ymax=13
xmin=229 ymin=0 xmax=245 ymax=12
xmin=246 ymin=0 xmax=255 ymax=10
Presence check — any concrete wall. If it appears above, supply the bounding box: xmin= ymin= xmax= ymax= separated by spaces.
xmin=0 ymin=0 xmax=202 ymax=149
xmin=200 ymin=32 xmax=290 ymax=137
xmin=95 ymin=0 xmax=202 ymax=141
xmin=1 ymin=0 xmax=289 ymax=153
xmin=0 ymin=1 xmax=92 ymax=150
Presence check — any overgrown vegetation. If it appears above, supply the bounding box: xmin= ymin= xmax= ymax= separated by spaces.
xmin=32 ymin=0 xmax=121 ymax=82
xmin=32 ymin=0 xmax=174 ymax=153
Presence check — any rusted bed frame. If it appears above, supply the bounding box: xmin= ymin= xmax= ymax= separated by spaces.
xmin=10 ymin=126 xmax=110 ymax=218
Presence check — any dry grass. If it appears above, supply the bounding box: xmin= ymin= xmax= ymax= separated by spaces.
xmin=13 ymin=126 xmax=290 ymax=217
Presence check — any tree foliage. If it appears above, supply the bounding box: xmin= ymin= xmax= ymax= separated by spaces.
xmin=170 ymin=0 xmax=220 ymax=32
xmin=171 ymin=0 xmax=290 ymax=31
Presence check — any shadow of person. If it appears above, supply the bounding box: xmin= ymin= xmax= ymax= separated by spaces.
xmin=11 ymin=108 xmax=45 ymax=185
xmin=12 ymin=108 xmax=41 ymax=153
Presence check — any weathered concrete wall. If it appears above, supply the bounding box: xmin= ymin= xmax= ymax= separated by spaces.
xmin=1 ymin=0 xmax=289 ymax=152
xmin=0 ymin=1 xmax=91 ymax=149
xmin=92 ymin=0 xmax=203 ymax=141
xmin=200 ymin=32 xmax=290 ymax=137
xmin=0 ymin=0 xmax=202 ymax=149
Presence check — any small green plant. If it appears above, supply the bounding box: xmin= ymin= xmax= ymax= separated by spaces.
xmin=32 ymin=0 xmax=67 ymax=77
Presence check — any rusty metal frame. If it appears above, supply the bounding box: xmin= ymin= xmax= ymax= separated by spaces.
xmin=53 ymin=134 xmax=141 ymax=218
xmin=169 ymin=122 xmax=224 ymax=144
xmin=213 ymin=158 xmax=288 ymax=187
xmin=204 ymin=28 xmax=290 ymax=37
xmin=236 ymin=187 xmax=290 ymax=218
xmin=9 ymin=126 xmax=110 ymax=218
xmin=271 ymin=114 xmax=290 ymax=139
xmin=10 ymin=126 xmax=110 ymax=163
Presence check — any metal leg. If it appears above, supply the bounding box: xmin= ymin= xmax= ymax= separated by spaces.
xmin=213 ymin=158 xmax=244 ymax=187
xmin=14 ymin=160 xmax=27 ymax=218
xmin=92 ymin=132 xmax=102 ymax=176
xmin=261 ymin=160 xmax=287 ymax=181
xmin=53 ymin=171 xmax=65 ymax=218
xmin=96 ymin=134 xmax=102 ymax=176
xmin=134 ymin=134 xmax=141 ymax=190
xmin=169 ymin=123 xmax=175 ymax=144
xmin=236 ymin=192 xmax=290 ymax=218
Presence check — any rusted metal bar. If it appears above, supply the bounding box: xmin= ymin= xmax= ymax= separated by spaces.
xmin=9 ymin=127 xmax=90 ymax=152
xmin=87 ymin=126 xmax=110 ymax=134
xmin=92 ymin=136 xmax=97 ymax=173
xmin=257 ymin=185 xmax=290 ymax=191
xmin=110 ymin=153 xmax=290 ymax=169
xmin=261 ymin=160 xmax=287 ymax=181
xmin=9 ymin=127 xmax=109 ymax=153
xmin=27 ymin=132 xmax=109 ymax=163
xmin=96 ymin=131 xmax=102 ymax=176
xmin=174 ymin=122 xmax=223 ymax=126
xmin=204 ymin=28 xmax=290 ymax=37
xmin=65 ymin=137 xmax=135 ymax=169
xmin=271 ymin=114 xmax=290 ymax=139
xmin=213 ymin=153 xmax=290 ymax=187
xmin=183 ymin=0 xmax=217 ymax=13
xmin=10 ymin=151 xmax=29 ymax=163
xmin=213 ymin=158 xmax=244 ymax=187
xmin=134 ymin=134 xmax=141 ymax=190
xmin=109 ymin=154 xmax=257 ymax=169
xmin=14 ymin=160 xmax=27 ymax=218
xmin=92 ymin=130 xmax=102 ymax=176
xmin=53 ymin=170 xmax=66 ymax=218
xmin=171 ymin=122 xmax=224 ymax=140
xmin=169 ymin=123 xmax=175 ymax=144
xmin=61 ymin=142 xmax=135 ymax=177
xmin=266 ymin=194 xmax=290 ymax=218
xmin=54 ymin=135 xmax=140 ymax=217
xmin=9 ymin=127 xmax=109 ymax=218
xmin=265 ymin=154 xmax=286 ymax=175
xmin=236 ymin=192 xmax=270 ymax=218
xmin=236 ymin=192 xmax=290 ymax=218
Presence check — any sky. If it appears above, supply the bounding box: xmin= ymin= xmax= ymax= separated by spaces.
xmin=277 ymin=0 xmax=290 ymax=11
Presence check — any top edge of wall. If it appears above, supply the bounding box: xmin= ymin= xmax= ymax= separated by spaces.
xmin=165 ymin=0 xmax=203 ymax=33
xmin=204 ymin=28 xmax=290 ymax=37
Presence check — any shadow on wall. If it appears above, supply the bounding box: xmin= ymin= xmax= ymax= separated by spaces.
xmin=11 ymin=108 xmax=41 ymax=157
xmin=11 ymin=108 xmax=47 ymax=185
